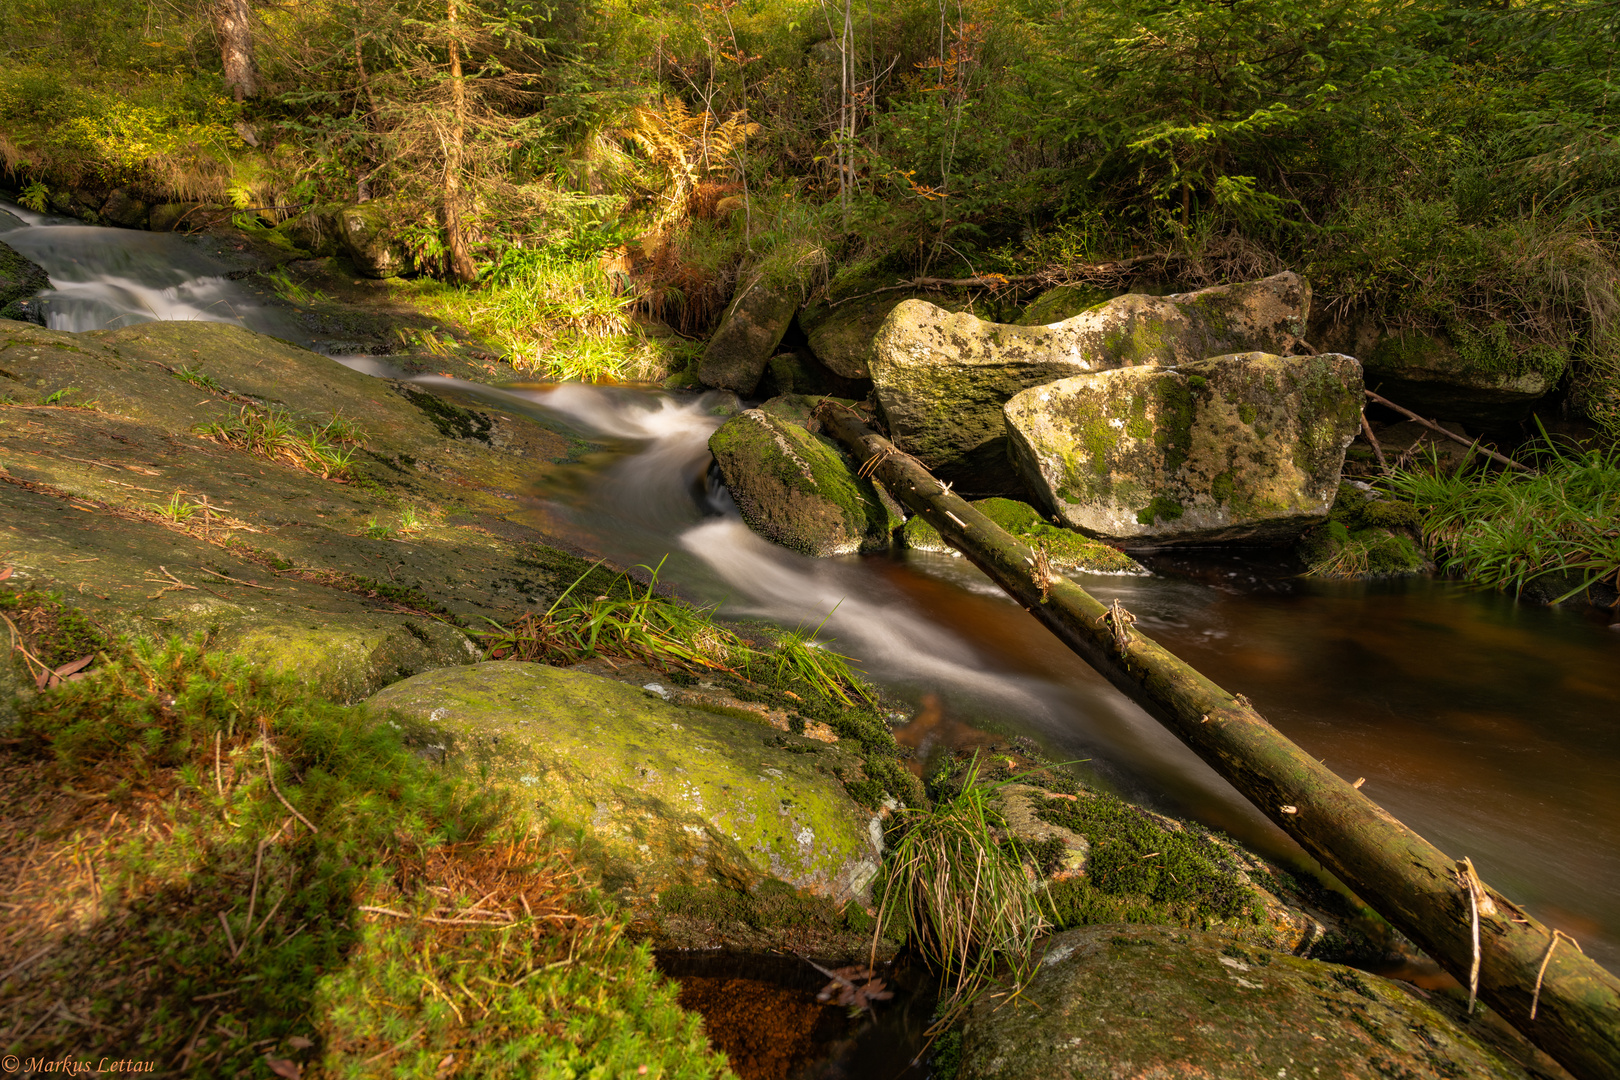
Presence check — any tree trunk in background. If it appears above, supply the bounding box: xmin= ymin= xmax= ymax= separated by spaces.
xmin=216 ymin=0 xmax=257 ymax=101
xmin=442 ymin=0 xmax=478 ymax=284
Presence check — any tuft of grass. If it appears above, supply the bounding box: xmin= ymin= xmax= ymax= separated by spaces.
xmin=872 ymin=754 xmax=1049 ymax=1022
xmin=760 ymin=607 xmax=874 ymax=708
xmin=40 ymin=387 xmax=81 ymax=406
xmin=400 ymin=506 xmax=430 ymax=535
xmin=172 ymin=365 xmax=225 ymax=394
xmin=363 ymin=517 xmax=394 ymax=540
xmin=264 ymin=266 xmax=331 ymax=307
xmin=1385 ymin=433 xmax=1620 ymax=601
xmin=196 ymin=404 xmax=361 ymax=480
xmin=0 ymin=625 xmax=730 ymax=1078
xmin=152 ymin=490 xmax=200 ymax=523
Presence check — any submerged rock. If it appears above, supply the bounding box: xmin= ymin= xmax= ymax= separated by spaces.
xmin=697 ymin=271 xmax=800 ymax=394
xmin=900 ymin=497 xmax=1143 ymax=575
xmin=368 ymin=661 xmax=885 ymax=907
xmin=958 ymin=924 xmax=1539 ymax=1080
xmin=338 ymin=200 xmax=411 ymax=278
xmin=1006 ymin=352 xmax=1361 ymax=545
xmin=869 ymin=273 xmax=1312 ymax=492
xmin=709 ymin=396 xmax=901 ymax=556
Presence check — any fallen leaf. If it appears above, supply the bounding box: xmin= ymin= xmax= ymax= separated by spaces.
xmin=287 ymin=1035 xmax=314 ymax=1051
xmin=266 ymin=1058 xmax=301 ymax=1079
xmin=0 ymin=566 xmax=12 ymax=580
xmin=53 ymin=655 xmax=94 ymax=679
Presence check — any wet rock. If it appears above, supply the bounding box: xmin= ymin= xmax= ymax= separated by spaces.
xmin=338 ymin=200 xmax=411 ymax=278
xmin=870 ymin=273 xmax=1311 ymax=492
xmin=709 ymin=396 xmax=901 ymax=556
xmin=0 ymin=207 xmax=24 ymax=231
xmin=367 ymin=661 xmax=885 ymax=906
xmin=99 ymin=188 xmax=150 ymax=229
xmin=899 ymin=497 xmax=1143 ymax=575
xmin=1006 ymin=352 xmax=1361 ymax=546
xmin=1320 ymin=319 xmax=1551 ymax=428
xmin=0 ymin=239 xmax=51 ymax=314
xmin=959 ymin=924 xmax=1539 ymax=1080
xmin=697 ymin=271 xmax=800 ymax=394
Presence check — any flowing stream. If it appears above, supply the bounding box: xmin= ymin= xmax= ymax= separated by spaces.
xmin=7 ymin=204 xmax=1619 ymax=977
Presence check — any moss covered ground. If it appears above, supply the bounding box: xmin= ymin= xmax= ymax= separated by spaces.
xmin=1298 ymin=482 xmax=1428 ymax=579
xmin=0 ymin=590 xmax=732 ymax=1079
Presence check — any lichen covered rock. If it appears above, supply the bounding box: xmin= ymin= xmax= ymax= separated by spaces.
xmin=338 ymin=200 xmax=411 ymax=278
xmin=870 ymin=273 xmax=1311 ymax=491
xmin=367 ymin=661 xmax=885 ymax=907
xmin=696 ymin=272 xmax=800 ymax=394
xmin=958 ymin=924 xmax=1537 ymax=1080
xmin=1014 ymin=283 xmax=1111 ymax=326
xmin=1299 ymin=483 xmax=1429 ymax=579
xmin=709 ymin=397 xmax=901 ymax=556
xmin=900 ymin=497 xmax=1143 ymax=574
xmin=1005 ymin=352 xmax=1362 ymax=545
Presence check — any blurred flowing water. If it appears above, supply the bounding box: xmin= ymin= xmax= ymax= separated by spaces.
xmin=8 ymin=203 xmax=1618 ymax=977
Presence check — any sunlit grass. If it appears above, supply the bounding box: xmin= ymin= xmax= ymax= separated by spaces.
xmin=195 ymin=405 xmax=363 ymax=480
xmin=1385 ymin=433 xmax=1620 ymax=601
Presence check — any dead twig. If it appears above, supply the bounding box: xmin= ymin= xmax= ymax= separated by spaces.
xmin=1532 ymin=929 xmax=1585 ymax=1020
xmin=1365 ymin=391 xmax=1532 ymax=474
xmin=1360 ymin=411 xmax=1387 ymax=471
xmin=261 ymin=734 xmax=318 ymax=835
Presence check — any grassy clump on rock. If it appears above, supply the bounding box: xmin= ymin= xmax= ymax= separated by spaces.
xmin=1299 ymin=482 xmax=1428 ymax=579
xmin=0 ymin=600 xmax=728 ymax=1079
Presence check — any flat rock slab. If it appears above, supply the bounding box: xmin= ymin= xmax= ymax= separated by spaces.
xmin=367 ymin=661 xmax=884 ymax=907
xmin=959 ymin=924 xmax=1540 ymax=1080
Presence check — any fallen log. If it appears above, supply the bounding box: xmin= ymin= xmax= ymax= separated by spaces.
xmin=814 ymin=401 xmax=1620 ymax=1080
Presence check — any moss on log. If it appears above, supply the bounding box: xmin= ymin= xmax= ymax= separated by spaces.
xmin=813 ymin=400 xmax=1620 ymax=1080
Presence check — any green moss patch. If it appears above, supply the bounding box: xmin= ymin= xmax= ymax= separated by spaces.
xmin=1036 ymin=791 xmax=1263 ymax=931
xmin=902 ymin=498 xmax=1142 ymax=574
xmin=1299 ymin=484 xmax=1428 ymax=579
xmin=2 ymin=638 xmax=727 ymax=1078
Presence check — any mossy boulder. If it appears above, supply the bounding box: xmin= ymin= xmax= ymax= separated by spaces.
xmin=1318 ymin=317 xmax=1552 ymax=428
xmin=337 ymin=200 xmax=410 ymax=278
xmin=958 ymin=924 xmax=1538 ymax=1080
xmin=900 ymin=497 xmax=1143 ymax=574
xmin=696 ymin=271 xmax=800 ymax=394
xmin=870 ymin=273 xmax=1312 ymax=492
xmin=1005 ymin=352 xmax=1362 ymax=546
xmin=99 ymin=188 xmax=151 ymax=229
xmin=280 ymin=206 xmax=345 ymax=258
xmin=1298 ymin=483 xmax=1429 ymax=579
xmin=709 ymin=396 xmax=902 ymax=556
xmin=368 ymin=661 xmax=886 ymax=908
xmin=0 ymin=239 xmax=51 ymax=311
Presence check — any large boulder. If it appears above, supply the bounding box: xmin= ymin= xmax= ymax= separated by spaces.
xmin=709 ymin=395 xmax=901 ymax=556
xmin=1013 ymin=283 xmax=1111 ymax=326
xmin=1317 ymin=317 xmax=1552 ymax=428
xmin=958 ymin=924 xmax=1538 ymax=1080
xmin=337 ymin=200 xmax=411 ymax=278
xmin=280 ymin=206 xmax=344 ymax=257
xmin=0 ymin=239 xmax=51 ymax=316
xmin=1005 ymin=352 xmax=1362 ymax=546
xmin=696 ymin=271 xmax=799 ymax=394
xmin=367 ymin=661 xmax=886 ymax=906
xmin=799 ymin=285 xmax=1013 ymax=381
xmin=870 ymin=273 xmax=1312 ymax=493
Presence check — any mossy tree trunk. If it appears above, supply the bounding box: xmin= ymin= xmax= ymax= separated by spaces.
xmin=815 ymin=402 xmax=1620 ymax=1080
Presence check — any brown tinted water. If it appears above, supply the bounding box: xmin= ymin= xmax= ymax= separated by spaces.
xmin=496 ymin=384 xmax=1620 ymax=977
